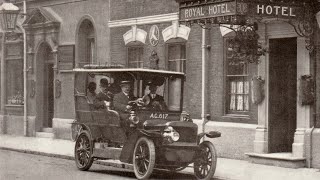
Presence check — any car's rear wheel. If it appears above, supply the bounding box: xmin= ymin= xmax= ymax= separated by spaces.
xmin=194 ymin=141 xmax=217 ymax=180
xmin=133 ymin=137 xmax=156 ymax=179
xmin=74 ymin=130 xmax=94 ymax=171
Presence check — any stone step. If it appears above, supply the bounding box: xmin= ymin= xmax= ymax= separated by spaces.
xmin=246 ymin=152 xmax=306 ymax=169
xmin=42 ymin=128 xmax=53 ymax=133
xmin=36 ymin=132 xmax=55 ymax=139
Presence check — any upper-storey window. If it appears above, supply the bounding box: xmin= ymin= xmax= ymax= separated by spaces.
xmin=127 ymin=46 xmax=143 ymax=68
xmin=167 ymin=43 xmax=186 ymax=73
xmin=77 ymin=19 xmax=96 ymax=67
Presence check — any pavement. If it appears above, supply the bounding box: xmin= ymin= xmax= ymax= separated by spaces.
xmin=0 ymin=135 xmax=320 ymax=180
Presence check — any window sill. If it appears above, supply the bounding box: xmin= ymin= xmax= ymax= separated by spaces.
xmin=222 ymin=114 xmax=250 ymax=119
xmin=5 ymin=104 xmax=24 ymax=116
xmin=219 ymin=114 xmax=256 ymax=124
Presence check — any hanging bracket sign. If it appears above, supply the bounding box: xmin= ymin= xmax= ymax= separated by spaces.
xmin=178 ymin=1 xmax=304 ymax=24
xmin=179 ymin=1 xmax=248 ymax=21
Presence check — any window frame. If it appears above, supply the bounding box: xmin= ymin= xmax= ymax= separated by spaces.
xmin=87 ymin=35 xmax=95 ymax=64
xmin=223 ymin=37 xmax=251 ymax=117
xmin=165 ymin=42 xmax=187 ymax=73
xmin=127 ymin=46 xmax=144 ymax=68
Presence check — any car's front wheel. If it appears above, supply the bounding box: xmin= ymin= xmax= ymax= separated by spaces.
xmin=194 ymin=141 xmax=217 ymax=180
xmin=133 ymin=137 xmax=156 ymax=179
xmin=74 ymin=130 xmax=94 ymax=171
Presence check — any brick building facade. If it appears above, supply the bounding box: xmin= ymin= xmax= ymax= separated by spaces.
xmin=0 ymin=0 xmax=320 ymax=169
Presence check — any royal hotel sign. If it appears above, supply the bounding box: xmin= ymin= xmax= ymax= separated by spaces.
xmin=176 ymin=0 xmax=314 ymax=24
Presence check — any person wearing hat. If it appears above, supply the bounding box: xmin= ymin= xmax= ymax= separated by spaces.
xmin=113 ymin=80 xmax=135 ymax=113
xmin=87 ymin=81 xmax=97 ymax=104
xmin=113 ymin=80 xmax=141 ymax=134
xmin=93 ymin=78 xmax=113 ymax=109
xmin=143 ymin=82 xmax=167 ymax=111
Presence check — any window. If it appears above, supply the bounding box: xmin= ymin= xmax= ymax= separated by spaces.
xmin=128 ymin=46 xmax=143 ymax=68
xmin=167 ymin=43 xmax=186 ymax=73
xmin=87 ymin=36 xmax=95 ymax=64
xmin=77 ymin=19 xmax=95 ymax=67
xmin=225 ymin=39 xmax=249 ymax=115
xmin=7 ymin=59 xmax=23 ymax=105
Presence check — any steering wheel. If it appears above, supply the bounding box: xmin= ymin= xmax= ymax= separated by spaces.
xmin=128 ymin=98 xmax=144 ymax=108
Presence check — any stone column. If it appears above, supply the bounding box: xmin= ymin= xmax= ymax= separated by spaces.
xmin=292 ymin=37 xmax=311 ymax=158
xmin=253 ymin=23 xmax=269 ymax=153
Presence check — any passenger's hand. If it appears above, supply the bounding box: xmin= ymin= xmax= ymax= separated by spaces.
xmin=126 ymin=105 xmax=132 ymax=110
xmin=136 ymin=98 xmax=144 ymax=106
xmin=104 ymin=101 xmax=110 ymax=107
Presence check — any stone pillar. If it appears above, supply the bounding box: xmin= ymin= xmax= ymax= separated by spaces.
xmin=253 ymin=23 xmax=269 ymax=153
xmin=292 ymin=37 xmax=311 ymax=158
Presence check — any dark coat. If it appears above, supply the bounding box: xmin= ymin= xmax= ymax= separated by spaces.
xmin=113 ymin=92 xmax=137 ymax=135
xmin=147 ymin=94 xmax=167 ymax=110
xmin=93 ymin=91 xmax=113 ymax=109
xmin=114 ymin=92 xmax=129 ymax=112
xmin=113 ymin=92 xmax=137 ymax=118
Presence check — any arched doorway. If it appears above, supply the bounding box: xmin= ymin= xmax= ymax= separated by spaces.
xmin=36 ymin=42 xmax=54 ymax=128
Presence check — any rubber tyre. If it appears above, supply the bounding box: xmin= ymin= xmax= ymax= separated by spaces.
xmin=194 ymin=141 xmax=217 ymax=180
xmin=133 ymin=137 xmax=156 ymax=180
xmin=74 ymin=130 xmax=94 ymax=171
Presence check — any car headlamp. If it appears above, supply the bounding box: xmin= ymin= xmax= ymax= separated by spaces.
xmin=162 ymin=126 xmax=180 ymax=143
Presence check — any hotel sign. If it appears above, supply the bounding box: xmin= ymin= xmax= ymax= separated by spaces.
xmin=179 ymin=1 xmax=303 ymax=22
xmin=254 ymin=4 xmax=301 ymax=18
xmin=180 ymin=1 xmax=247 ymax=21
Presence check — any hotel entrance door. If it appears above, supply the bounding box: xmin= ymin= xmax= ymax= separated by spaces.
xmin=269 ymin=38 xmax=297 ymax=153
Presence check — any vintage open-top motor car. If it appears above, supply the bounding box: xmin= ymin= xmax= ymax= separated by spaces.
xmin=71 ymin=65 xmax=221 ymax=180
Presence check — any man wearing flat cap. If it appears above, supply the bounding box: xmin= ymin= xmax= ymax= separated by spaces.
xmin=93 ymin=78 xmax=113 ymax=109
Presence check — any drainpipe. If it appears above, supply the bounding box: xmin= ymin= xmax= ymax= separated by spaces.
xmin=201 ymin=28 xmax=207 ymax=134
xmin=22 ymin=0 xmax=27 ymax=136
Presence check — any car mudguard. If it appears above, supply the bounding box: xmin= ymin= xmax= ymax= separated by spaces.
xmin=72 ymin=122 xmax=93 ymax=141
xmin=119 ymin=129 xmax=162 ymax=163
xmin=197 ymin=131 xmax=221 ymax=144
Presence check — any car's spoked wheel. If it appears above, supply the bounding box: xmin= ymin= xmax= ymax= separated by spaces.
xmin=194 ymin=141 xmax=217 ymax=180
xmin=74 ymin=130 xmax=94 ymax=171
xmin=133 ymin=137 xmax=156 ymax=180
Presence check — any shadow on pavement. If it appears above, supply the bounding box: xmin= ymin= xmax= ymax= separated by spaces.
xmin=90 ymin=168 xmax=224 ymax=180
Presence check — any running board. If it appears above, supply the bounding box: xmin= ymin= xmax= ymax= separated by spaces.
xmin=93 ymin=146 xmax=122 ymax=160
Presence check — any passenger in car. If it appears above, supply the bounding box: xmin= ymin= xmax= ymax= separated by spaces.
xmin=87 ymin=82 xmax=97 ymax=104
xmin=143 ymin=82 xmax=167 ymax=111
xmin=93 ymin=78 xmax=113 ymax=109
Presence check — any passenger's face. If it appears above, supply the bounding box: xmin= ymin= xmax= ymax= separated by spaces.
xmin=100 ymin=85 xmax=108 ymax=92
xmin=121 ymin=84 xmax=131 ymax=94
xmin=149 ymin=85 xmax=157 ymax=93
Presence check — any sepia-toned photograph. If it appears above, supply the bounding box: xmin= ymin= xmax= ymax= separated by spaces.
xmin=1 ymin=0 xmax=320 ymax=179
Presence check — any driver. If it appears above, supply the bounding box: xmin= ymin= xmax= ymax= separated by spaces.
xmin=113 ymin=80 xmax=137 ymax=134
